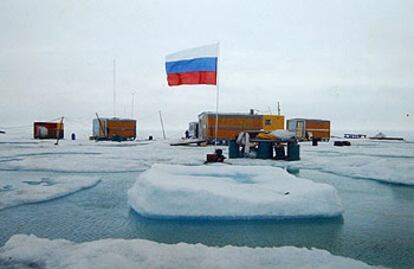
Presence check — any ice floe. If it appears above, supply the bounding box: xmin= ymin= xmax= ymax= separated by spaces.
xmin=0 ymin=234 xmax=378 ymax=269
xmin=0 ymin=175 xmax=100 ymax=210
xmin=128 ymin=164 xmax=343 ymax=219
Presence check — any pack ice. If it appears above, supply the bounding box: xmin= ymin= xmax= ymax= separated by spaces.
xmin=0 ymin=234 xmax=378 ymax=269
xmin=128 ymin=164 xmax=343 ymax=219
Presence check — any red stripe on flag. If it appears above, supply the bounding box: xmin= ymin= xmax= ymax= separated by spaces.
xmin=167 ymin=71 xmax=217 ymax=86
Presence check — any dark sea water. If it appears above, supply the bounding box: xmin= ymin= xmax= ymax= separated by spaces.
xmin=0 ymin=169 xmax=413 ymax=268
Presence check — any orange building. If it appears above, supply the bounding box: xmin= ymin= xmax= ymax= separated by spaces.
xmin=33 ymin=122 xmax=64 ymax=139
xmin=287 ymin=118 xmax=330 ymax=141
xmin=92 ymin=118 xmax=136 ymax=141
xmin=198 ymin=112 xmax=285 ymax=142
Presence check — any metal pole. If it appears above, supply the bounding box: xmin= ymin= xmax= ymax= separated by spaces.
xmin=54 ymin=117 xmax=64 ymax=145
xmin=159 ymin=110 xmax=166 ymax=140
xmin=214 ymin=42 xmax=220 ymax=146
xmin=131 ymin=91 xmax=136 ymax=118
xmin=113 ymin=59 xmax=116 ymax=117
xmin=268 ymin=106 xmax=272 ymax=115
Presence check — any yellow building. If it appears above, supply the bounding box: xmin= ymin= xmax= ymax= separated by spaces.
xmin=198 ymin=112 xmax=285 ymax=142
xmin=92 ymin=118 xmax=136 ymax=141
xmin=262 ymin=115 xmax=285 ymax=131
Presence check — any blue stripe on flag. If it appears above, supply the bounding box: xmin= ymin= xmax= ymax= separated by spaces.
xmin=166 ymin=57 xmax=217 ymax=74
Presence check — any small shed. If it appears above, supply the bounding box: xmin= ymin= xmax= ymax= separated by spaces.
xmin=92 ymin=118 xmax=136 ymax=141
xmin=33 ymin=122 xmax=64 ymax=139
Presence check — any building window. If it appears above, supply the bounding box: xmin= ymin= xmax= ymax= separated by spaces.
xmin=265 ymin=119 xmax=271 ymax=125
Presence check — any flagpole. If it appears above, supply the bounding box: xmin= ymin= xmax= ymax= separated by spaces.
xmin=214 ymin=42 xmax=220 ymax=146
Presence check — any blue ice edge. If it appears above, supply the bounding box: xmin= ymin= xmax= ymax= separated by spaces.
xmin=128 ymin=209 xmax=345 ymax=224
xmin=0 ymin=179 xmax=102 ymax=211
xmin=128 ymin=208 xmax=344 ymax=222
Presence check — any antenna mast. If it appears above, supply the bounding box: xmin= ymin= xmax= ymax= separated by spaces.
xmin=277 ymin=101 xmax=281 ymax=116
xmin=113 ymin=59 xmax=116 ymax=117
xmin=159 ymin=110 xmax=167 ymax=140
xmin=131 ymin=91 xmax=136 ymax=118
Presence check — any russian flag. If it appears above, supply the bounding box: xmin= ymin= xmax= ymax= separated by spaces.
xmin=165 ymin=44 xmax=218 ymax=86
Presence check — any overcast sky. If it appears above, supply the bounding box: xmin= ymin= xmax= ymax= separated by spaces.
xmin=1 ymin=0 xmax=413 ymax=134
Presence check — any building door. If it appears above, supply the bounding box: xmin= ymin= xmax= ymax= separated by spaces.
xmin=296 ymin=121 xmax=305 ymax=139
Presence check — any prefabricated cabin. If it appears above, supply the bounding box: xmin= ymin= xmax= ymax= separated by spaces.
xmin=198 ymin=112 xmax=285 ymax=142
xmin=92 ymin=118 xmax=136 ymax=141
xmin=33 ymin=122 xmax=64 ymax=139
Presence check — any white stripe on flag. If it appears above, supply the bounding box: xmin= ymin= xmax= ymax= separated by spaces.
xmin=166 ymin=43 xmax=218 ymax=62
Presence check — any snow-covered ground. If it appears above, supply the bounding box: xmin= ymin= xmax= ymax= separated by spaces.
xmin=1 ymin=138 xmax=413 ymax=185
xmin=0 ymin=234 xmax=379 ymax=269
xmin=0 ymin=139 xmax=214 ymax=173
xmin=128 ymin=164 xmax=343 ymax=219
xmin=1 ymin=137 xmax=413 ymax=211
xmin=294 ymin=139 xmax=414 ymax=185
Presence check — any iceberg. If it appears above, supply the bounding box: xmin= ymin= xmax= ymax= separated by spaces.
xmin=0 ymin=234 xmax=378 ymax=269
xmin=128 ymin=164 xmax=343 ymax=219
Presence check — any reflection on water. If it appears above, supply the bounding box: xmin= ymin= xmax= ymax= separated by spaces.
xmin=128 ymin=210 xmax=344 ymax=248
